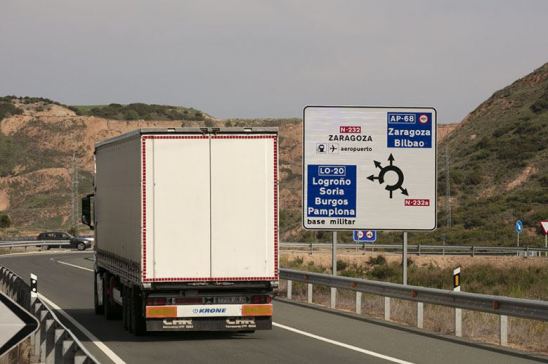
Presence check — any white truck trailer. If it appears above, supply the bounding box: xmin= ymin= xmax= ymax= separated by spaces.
xmin=82 ymin=128 xmax=279 ymax=334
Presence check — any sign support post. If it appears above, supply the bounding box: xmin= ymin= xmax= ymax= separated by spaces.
xmin=332 ymin=231 xmax=337 ymax=277
xmin=403 ymin=232 xmax=408 ymax=285
xmin=331 ymin=231 xmax=337 ymax=309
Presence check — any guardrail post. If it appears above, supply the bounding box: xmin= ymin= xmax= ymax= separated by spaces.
xmin=74 ymin=350 xmax=89 ymax=364
xmin=500 ymin=315 xmax=508 ymax=346
xmin=9 ymin=272 xmax=15 ymax=297
xmin=53 ymin=328 xmax=66 ymax=363
xmin=455 ymin=308 xmax=462 ymax=337
xmin=471 ymin=246 xmax=475 ymax=257
xmin=287 ymin=280 xmax=292 ymax=300
xmin=32 ymin=303 xmax=43 ymax=358
xmin=384 ymin=297 xmax=390 ymax=321
xmin=417 ymin=302 xmax=424 ymax=329
xmin=418 ymin=244 xmax=421 ymax=256
xmin=39 ymin=310 xmax=49 ymax=363
xmin=330 ymin=287 xmax=337 ymax=309
xmin=62 ymin=340 xmax=76 ymax=363
xmin=307 ymin=283 xmax=313 ymax=304
xmin=43 ymin=319 xmax=56 ymax=363
xmin=356 ymin=292 xmax=362 ymax=314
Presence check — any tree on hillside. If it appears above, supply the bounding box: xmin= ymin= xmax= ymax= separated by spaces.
xmin=0 ymin=213 xmax=11 ymax=228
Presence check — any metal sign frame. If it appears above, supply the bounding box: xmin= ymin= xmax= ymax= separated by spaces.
xmin=302 ymin=105 xmax=437 ymax=231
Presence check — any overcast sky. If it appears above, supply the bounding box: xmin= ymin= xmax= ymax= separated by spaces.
xmin=1 ymin=1 xmax=547 ymax=122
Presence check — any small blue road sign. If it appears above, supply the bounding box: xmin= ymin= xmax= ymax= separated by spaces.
xmin=515 ymin=220 xmax=523 ymax=234
xmin=353 ymin=230 xmax=377 ymax=243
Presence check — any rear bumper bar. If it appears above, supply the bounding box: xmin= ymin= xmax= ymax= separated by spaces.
xmin=146 ymin=316 xmax=272 ymax=331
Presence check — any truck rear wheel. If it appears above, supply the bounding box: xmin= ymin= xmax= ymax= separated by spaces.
xmin=130 ymin=286 xmax=146 ymax=336
xmin=94 ymin=273 xmax=104 ymax=314
xmin=122 ymin=285 xmax=130 ymax=330
xmin=103 ymin=275 xmax=120 ymax=320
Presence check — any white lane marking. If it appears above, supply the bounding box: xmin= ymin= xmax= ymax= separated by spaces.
xmin=38 ymin=293 xmax=126 ymax=364
xmin=56 ymin=259 xmax=94 ymax=272
xmin=54 ymin=259 xmax=412 ymax=364
xmin=273 ymin=322 xmax=414 ymax=364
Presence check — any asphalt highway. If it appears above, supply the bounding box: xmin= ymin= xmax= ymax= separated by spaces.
xmin=0 ymin=252 xmax=545 ymax=364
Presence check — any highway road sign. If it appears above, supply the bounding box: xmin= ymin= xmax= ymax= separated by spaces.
xmin=515 ymin=220 xmax=523 ymax=234
xmin=353 ymin=230 xmax=377 ymax=243
xmin=303 ymin=106 xmax=437 ymax=230
xmin=540 ymin=220 xmax=548 ymax=235
xmin=0 ymin=293 xmax=38 ymax=357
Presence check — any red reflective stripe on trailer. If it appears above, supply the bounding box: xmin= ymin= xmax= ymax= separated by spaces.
xmin=141 ymin=137 xmax=147 ymax=280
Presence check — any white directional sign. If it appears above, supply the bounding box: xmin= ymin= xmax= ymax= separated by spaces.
xmin=303 ymin=106 xmax=437 ymax=230
xmin=0 ymin=293 xmax=38 ymax=357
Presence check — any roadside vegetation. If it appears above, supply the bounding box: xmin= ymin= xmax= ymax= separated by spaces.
xmin=280 ymin=254 xmax=548 ymax=300
xmin=70 ymin=103 xmax=206 ymax=121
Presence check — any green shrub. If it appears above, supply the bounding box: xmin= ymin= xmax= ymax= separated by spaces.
xmin=0 ymin=101 xmax=23 ymax=120
xmin=0 ymin=214 xmax=11 ymax=228
xmin=368 ymin=255 xmax=386 ymax=266
xmin=73 ymin=103 xmax=206 ymax=121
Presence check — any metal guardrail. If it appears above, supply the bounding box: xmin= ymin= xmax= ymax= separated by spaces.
xmin=0 ymin=266 xmax=98 ymax=363
xmin=1 ymin=239 xmax=545 ymax=256
xmin=0 ymin=240 xmax=72 ymax=249
xmin=279 ymin=268 xmax=548 ymax=347
xmin=281 ymin=242 xmax=548 ymax=256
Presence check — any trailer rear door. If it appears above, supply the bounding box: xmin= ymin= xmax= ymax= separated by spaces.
xmin=210 ymin=135 xmax=277 ymax=280
xmin=143 ymin=136 xmax=211 ymax=280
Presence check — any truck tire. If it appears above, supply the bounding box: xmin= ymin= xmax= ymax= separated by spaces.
xmin=127 ymin=288 xmax=134 ymax=333
xmin=130 ymin=286 xmax=146 ymax=336
xmin=122 ymin=285 xmax=129 ymax=330
xmin=94 ymin=273 xmax=104 ymax=314
xmin=103 ymin=275 xmax=120 ymax=320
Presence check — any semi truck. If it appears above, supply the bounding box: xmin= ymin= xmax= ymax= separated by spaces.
xmin=81 ymin=128 xmax=279 ymax=335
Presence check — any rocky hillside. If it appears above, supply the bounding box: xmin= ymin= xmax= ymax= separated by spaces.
xmin=428 ymin=62 xmax=548 ymax=246
xmin=6 ymin=89 xmax=528 ymax=244
xmin=0 ymin=97 xmax=458 ymax=238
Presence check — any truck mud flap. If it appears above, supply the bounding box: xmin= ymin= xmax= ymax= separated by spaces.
xmin=146 ymin=316 xmax=272 ymax=331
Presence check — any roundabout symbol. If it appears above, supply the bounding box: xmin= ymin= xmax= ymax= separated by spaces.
xmin=367 ymin=153 xmax=409 ymax=199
